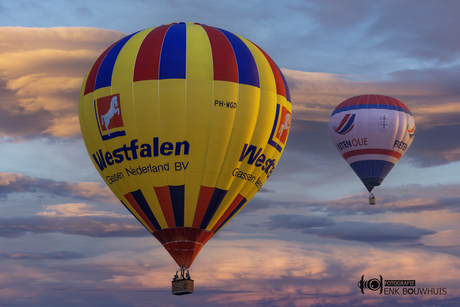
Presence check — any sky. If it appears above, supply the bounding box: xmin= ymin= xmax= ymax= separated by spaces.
xmin=1 ymin=0 xmax=460 ymax=306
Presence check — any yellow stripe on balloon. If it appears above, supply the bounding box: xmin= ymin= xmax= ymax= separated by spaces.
xmin=183 ymin=23 xmax=214 ymax=226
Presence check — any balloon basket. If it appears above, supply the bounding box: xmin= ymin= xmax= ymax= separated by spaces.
xmin=369 ymin=193 xmax=376 ymax=205
xmin=172 ymin=266 xmax=194 ymax=295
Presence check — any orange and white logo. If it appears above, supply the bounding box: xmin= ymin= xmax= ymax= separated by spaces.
xmin=269 ymin=104 xmax=291 ymax=152
xmin=407 ymin=124 xmax=415 ymax=139
xmin=94 ymin=94 xmax=126 ymax=140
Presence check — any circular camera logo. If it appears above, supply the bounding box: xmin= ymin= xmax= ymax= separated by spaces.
xmin=358 ymin=275 xmax=383 ymax=294
xmin=357 ymin=275 xmax=446 ymax=296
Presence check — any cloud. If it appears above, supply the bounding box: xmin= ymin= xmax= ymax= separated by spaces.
xmin=408 ymin=124 xmax=460 ymax=167
xmin=1 ymin=233 xmax=459 ymax=306
xmin=304 ymin=221 xmax=435 ymax=244
xmin=5 ymin=74 xmax=82 ymax=113
xmin=95 ymin=239 xmax=460 ymax=306
xmin=1 ymin=25 xmax=459 ymax=172
xmin=241 ymin=180 xmax=460 ymax=221
xmin=0 ymin=215 xmax=146 ymax=238
xmin=305 ymin=185 xmax=460 ymax=216
xmin=0 ymin=27 xmax=123 ymax=73
xmin=258 ymin=214 xmax=435 ymax=245
xmin=0 ymin=172 xmax=116 ymax=202
xmin=44 ymin=115 xmax=81 ymax=138
xmin=0 ymin=251 xmax=85 ymax=260
xmin=243 ymin=183 xmax=459 ymax=218
xmin=0 ymin=27 xmax=125 ymax=140
xmin=259 ymin=214 xmax=335 ymax=229
xmin=0 ymin=4 xmax=458 ymax=307
xmin=283 ymin=68 xmax=460 ymax=167
xmin=284 ymin=68 xmax=460 ymax=127
xmin=290 ymin=1 xmax=460 ymax=77
xmin=366 ymin=1 xmax=460 ymax=64
xmin=0 ymin=174 xmax=147 ymax=238
xmin=37 ymin=203 xmax=128 ymax=217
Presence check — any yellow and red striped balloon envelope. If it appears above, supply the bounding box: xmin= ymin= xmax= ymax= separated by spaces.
xmin=328 ymin=95 xmax=415 ymax=193
xmin=79 ymin=23 xmax=291 ymax=268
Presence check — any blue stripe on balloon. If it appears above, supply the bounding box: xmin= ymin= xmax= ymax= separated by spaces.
xmin=130 ymin=189 xmax=162 ymax=230
xmin=268 ymin=104 xmax=283 ymax=152
xmin=362 ymin=103 xmax=378 ymax=109
xmin=337 ymin=114 xmax=355 ymax=134
xmin=200 ymin=188 xmax=228 ymax=229
xmin=94 ymin=32 xmax=138 ymax=90
xmin=218 ymin=28 xmax=260 ymax=88
xmin=159 ymin=23 xmax=187 ymax=79
xmin=349 ymin=160 xmax=395 ymax=192
xmin=169 ymin=185 xmax=185 ymax=227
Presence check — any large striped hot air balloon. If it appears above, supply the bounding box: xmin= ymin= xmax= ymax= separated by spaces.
xmin=78 ymin=22 xmax=291 ymax=294
xmin=328 ymin=95 xmax=415 ymax=204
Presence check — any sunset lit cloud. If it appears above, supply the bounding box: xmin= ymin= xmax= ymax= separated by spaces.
xmin=0 ymin=27 xmax=125 ymax=139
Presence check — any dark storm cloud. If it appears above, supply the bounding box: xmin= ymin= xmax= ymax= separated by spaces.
xmin=258 ymin=214 xmax=435 ymax=244
xmin=0 ymin=215 xmax=147 ymax=238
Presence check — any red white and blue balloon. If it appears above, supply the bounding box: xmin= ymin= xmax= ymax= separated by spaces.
xmin=328 ymin=95 xmax=415 ymax=192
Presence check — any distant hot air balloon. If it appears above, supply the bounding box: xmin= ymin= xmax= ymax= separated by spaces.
xmin=78 ymin=22 xmax=291 ymax=294
xmin=328 ymin=95 xmax=415 ymax=205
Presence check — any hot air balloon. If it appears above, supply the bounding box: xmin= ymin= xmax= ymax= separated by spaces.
xmin=328 ymin=95 xmax=415 ymax=205
xmin=78 ymin=22 xmax=291 ymax=294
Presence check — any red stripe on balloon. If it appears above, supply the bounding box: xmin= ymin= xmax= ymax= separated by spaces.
xmin=154 ymin=227 xmax=214 ymax=268
xmin=84 ymin=42 xmax=116 ymax=95
xmin=202 ymin=25 xmax=238 ymax=83
xmin=367 ymin=95 xmax=379 ymax=106
xmin=133 ymin=25 xmax=170 ymax=82
xmin=338 ymin=96 xmax=356 ymax=109
xmin=192 ymin=186 xmax=215 ymax=228
xmin=255 ymin=45 xmax=287 ymax=99
xmin=342 ymin=148 xmax=402 ymax=160
xmin=124 ymin=193 xmax=158 ymax=231
xmin=333 ymin=95 xmax=411 ymax=112
xmin=388 ymin=96 xmax=405 ymax=109
xmin=154 ymin=186 xmax=176 ymax=228
xmin=334 ymin=113 xmax=351 ymax=132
